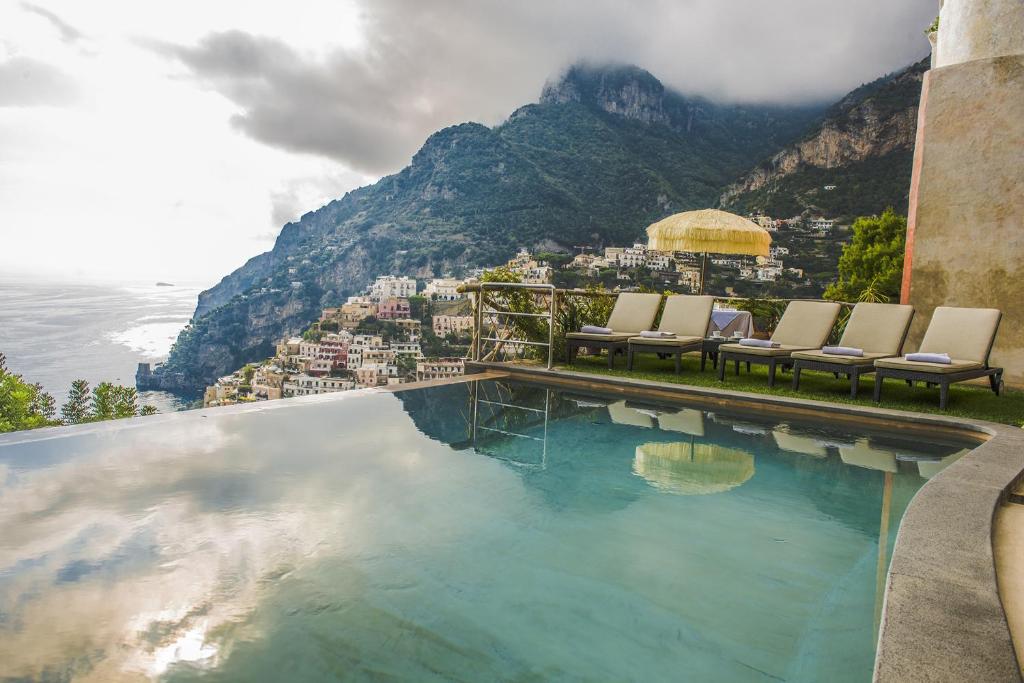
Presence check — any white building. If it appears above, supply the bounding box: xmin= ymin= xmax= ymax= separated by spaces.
xmin=416 ymin=358 xmax=465 ymax=381
xmin=391 ymin=341 xmax=422 ymax=357
xmin=646 ymin=251 xmax=672 ymax=271
xmin=283 ymin=374 xmax=355 ymax=397
xmin=808 ymin=218 xmax=835 ymax=233
xmin=756 ymin=265 xmax=784 ymax=282
xmin=523 ymin=266 xmax=553 ymax=284
xmin=619 ymin=243 xmax=648 ymax=268
xmin=423 ymin=278 xmax=464 ymax=300
xmin=354 ymin=362 xmax=399 ymax=387
xmin=434 ymin=314 xmax=475 ymax=337
xmin=370 ymin=275 xmax=417 ymax=302
xmin=604 ymin=247 xmax=624 ymax=264
xmin=750 ymin=215 xmax=779 ymax=232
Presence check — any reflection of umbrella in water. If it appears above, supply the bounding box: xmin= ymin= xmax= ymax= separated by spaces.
xmin=633 ymin=441 xmax=755 ymax=495
xmin=646 ymin=209 xmax=772 ymax=294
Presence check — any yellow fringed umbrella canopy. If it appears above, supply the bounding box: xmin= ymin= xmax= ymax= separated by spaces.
xmin=646 ymin=209 xmax=771 ymax=293
xmin=633 ymin=441 xmax=755 ymax=495
xmin=646 ymin=209 xmax=771 ymax=256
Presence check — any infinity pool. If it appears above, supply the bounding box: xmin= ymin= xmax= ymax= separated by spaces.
xmin=0 ymin=378 xmax=973 ymax=681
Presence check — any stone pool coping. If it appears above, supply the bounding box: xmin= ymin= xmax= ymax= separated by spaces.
xmin=466 ymin=361 xmax=1024 ymax=682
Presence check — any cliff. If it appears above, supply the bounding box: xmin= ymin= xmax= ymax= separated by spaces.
xmin=720 ymin=58 xmax=928 ymax=220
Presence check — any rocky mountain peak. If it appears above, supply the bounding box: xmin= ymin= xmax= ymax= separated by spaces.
xmin=540 ymin=63 xmax=671 ymax=126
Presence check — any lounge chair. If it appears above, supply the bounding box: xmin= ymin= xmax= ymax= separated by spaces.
xmin=716 ymin=300 xmax=841 ymax=387
xmin=566 ymin=293 xmax=662 ymax=369
xmin=790 ymin=302 xmax=914 ymax=398
xmin=626 ymin=295 xmax=715 ymax=373
xmin=873 ymin=306 xmax=1003 ymax=409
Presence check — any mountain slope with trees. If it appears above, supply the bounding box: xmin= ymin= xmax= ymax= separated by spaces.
xmin=144 ymin=59 xmax=925 ymax=393
xmin=719 ymin=58 xmax=927 ymax=220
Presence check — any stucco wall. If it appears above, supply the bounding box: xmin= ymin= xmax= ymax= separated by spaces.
xmin=904 ymin=54 xmax=1024 ymax=386
xmin=935 ymin=0 xmax=1024 ymax=68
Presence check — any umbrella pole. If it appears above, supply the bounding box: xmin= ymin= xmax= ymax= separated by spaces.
xmin=699 ymin=252 xmax=708 ymax=295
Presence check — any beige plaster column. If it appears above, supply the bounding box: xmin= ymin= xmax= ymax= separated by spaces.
xmin=902 ymin=0 xmax=1024 ymax=386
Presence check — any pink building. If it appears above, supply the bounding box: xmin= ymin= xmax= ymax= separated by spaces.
xmin=377 ymin=297 xmax=411 ymax=320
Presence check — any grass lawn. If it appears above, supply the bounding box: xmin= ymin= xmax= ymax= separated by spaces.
xmin=560 ymin=352 xmax=1024 ymax=427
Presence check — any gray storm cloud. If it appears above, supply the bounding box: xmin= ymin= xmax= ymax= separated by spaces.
xmin=0 ymin=56 xmax=79 ymax=107
xmin=20 ymin=2 xmax=85 ymax=44
xmin=159 ymin=0 xmax=936 ymax=175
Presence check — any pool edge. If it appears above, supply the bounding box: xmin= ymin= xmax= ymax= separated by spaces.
xmin=466 ymin=361 xmax=1024 ymax=682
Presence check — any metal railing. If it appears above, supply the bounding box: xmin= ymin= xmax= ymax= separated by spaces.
xmin=470 ymin=381 xmax=550 ymax=470
xmin=472 ymin=282 xmax=557 ymax=369
xmin=461 ymin=281 xmax=860 ymax=367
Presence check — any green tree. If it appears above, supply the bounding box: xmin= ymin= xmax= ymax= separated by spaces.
xmin=90 ymin=382 xmax=118 ymax=421
xmin=112 ymin=385 xmax=140 ymax=418
xmin=61 ymin=379 xmax=91 ymax=424
xmin=824 ymin=208 xmax=906 ymax=303
xmin=0 ymin=353 xmax=60 ymax=432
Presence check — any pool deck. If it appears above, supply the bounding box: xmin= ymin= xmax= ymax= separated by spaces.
xmin=467 ymin=360 xmax=1024 ymax=682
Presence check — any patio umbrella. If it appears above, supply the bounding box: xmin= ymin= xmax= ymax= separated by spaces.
xmin=646 ymin=209 xmax=771 ymax=294
xmin=633 ymin=441 xmax=754 ymax=495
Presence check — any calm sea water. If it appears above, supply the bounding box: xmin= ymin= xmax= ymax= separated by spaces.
xmin=0 ymin=278 xmax=205 ymax=413
xmin=0 ymin=379 xmax=971 ymax=681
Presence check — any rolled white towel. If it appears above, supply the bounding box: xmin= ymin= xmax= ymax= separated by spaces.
xmin=640 ymin=330 xmax=676 ymax=338
xmin=822 ymin=346 xmax=864 ymax=357
xmin=581 ymin=325 xmax=612 ymax=335
xmin=906 ymin=352 xmax=951 ymax=364
xmin=739 ymin=338 xmax=780 ymax=348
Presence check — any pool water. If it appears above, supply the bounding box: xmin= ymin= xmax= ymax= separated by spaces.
xmin=0 ymin=379 xmax=972 ymax=682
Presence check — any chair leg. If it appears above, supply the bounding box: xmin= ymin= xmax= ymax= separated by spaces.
xmin=746 ymin=361 xmax=751 ymax=373
xmin=734 ymin=360 xmax=740 ymax=376
xmin=906 ymin=379 xmax=914 ymax=387
xmin=608 ymin=346 xmax=615 ymax=370
xmin=873 ymin=373 xmax=883 ymax=403
xmin=768 ymin=360 xmax=777 ymax=388
xmin=939 ymin=380 xmax=950 ymax=409
xmin=989 ymin=371 xmax=1002 ymax=396
xmin=792 ymin=365 xmax=802 ymax=391
xmin=701 ymin=352 xmax=707 ymax=372
xmin=627 ymin=346 xmax=634 ymax=371
xmin=718 ymin=354 xmax=727 ymax=381
xmin=850 ymin=370 xmax=859 ymax=398
xmin=674 ymin=351 xmax=682 ymax=374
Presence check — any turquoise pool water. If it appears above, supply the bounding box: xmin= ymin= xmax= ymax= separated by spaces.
xmin=0 ymin=379 xmax=972 ymax=681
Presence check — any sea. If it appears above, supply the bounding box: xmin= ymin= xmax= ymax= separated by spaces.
xmin=0 ymin=278 xmax=207 ymax=413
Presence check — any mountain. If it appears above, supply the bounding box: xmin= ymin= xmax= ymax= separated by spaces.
xmin=719 ymin=58 xmax=927 ymax=220
xmin=141 ymin=63 xmax=830 ymax=393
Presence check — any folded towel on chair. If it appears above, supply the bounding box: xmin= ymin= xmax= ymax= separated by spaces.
xmin=905 ymin=352 xmax=951 ymax=364
xmin=822 ymin=346 xmax=864 ymax=357
xmin=640 ymin=330 xmax=676 ymax=338
xmin=739 ymin=338 xmax=780 ymax=348
xmin=580 ymin=325 xmax=612 ymax=335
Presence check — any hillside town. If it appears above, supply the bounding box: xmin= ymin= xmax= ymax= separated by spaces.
xmin=203 ymin=211 xmax=843 ymax=407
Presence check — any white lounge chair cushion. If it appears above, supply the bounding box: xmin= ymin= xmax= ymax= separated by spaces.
xmin=627 ymin=334 xmax=703 ymax=347
xmin=791 ymin=349 xmax=893 ymax=366
xmin=566 ymin=331 xmax=637 ymax=342
xmin=874 ymin=357 xmax=984 ymax=374
xmin=718 ymin=342 xmax=812 ymax=357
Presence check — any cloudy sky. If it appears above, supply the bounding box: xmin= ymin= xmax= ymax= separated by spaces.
xmin=0 ymin=0 xmax=935 ymax=284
